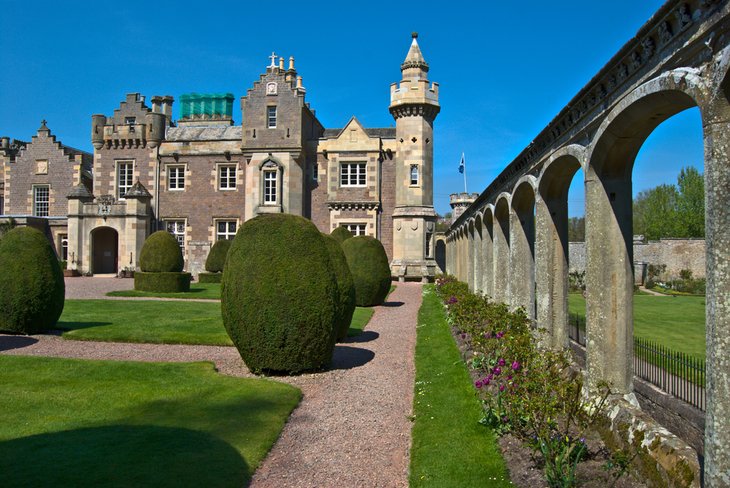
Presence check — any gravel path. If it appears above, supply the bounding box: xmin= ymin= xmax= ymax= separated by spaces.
xmin=0 ymin=279 xmax=422 ymax=488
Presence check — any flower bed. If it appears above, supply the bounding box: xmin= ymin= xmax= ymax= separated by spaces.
xmin=434 ymin=275 xmax=645 ymax=488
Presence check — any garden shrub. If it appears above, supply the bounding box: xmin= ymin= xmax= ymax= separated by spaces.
xmin=221 ymin=214 xmax=339 ymax=374
xmin=205 ymin=239 xmax=232 ymax=273
xmin=139 ymin=231 xmax=184 ymax=273
xmin=136 ymin=231 xmax=190 ymax=292
xmin=330 ymin=225 xmax=354 ymax=244
xmin=134 ymin=272 xmax=192 ymax=293
xmin=0 ymin=226 xmax=65 ymax=334
xmin=341 ymin=236 xmax=391 ymax=307
xmin=198 ymin=272 xmax=222 ymax=284
xmin=322 ymin=233 xmax=356 ymax=341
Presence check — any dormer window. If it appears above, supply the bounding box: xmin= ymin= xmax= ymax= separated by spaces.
xmin=124 ymin=117 xmax=136 ymax=125
xmin=267 ymin=106 xmax=277 ymax=128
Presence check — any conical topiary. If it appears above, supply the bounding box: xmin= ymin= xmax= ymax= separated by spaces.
xmin=222 ymin=214 xmax=339 ymax=374
xmin=341 ymin=236 xmax=391 ymax=306
xmin=0 ymin=226 xmax=65 ymax=334
xmin=330 ymin=226 xmax=354 ymax=244
xmin=322 ymin=233 xmax=356 ymax=341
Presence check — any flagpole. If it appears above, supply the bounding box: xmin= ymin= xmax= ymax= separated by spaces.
xmin=462 ymin=152 xmax=468 ymax=193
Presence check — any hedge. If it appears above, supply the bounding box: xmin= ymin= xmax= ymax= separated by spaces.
xmin=134 ymin=272 xmax=192 ymax=293
xmin=322 ymin=233 xmax=356 ymax=341
xmin=139 ymin=231 xmax=184 ymax=273
xmin=330 ymin=226 xmax=354 ymax=244
xmin=205 ymin=239 xmax=232 ymax=273
xmin=341 ymin=236 xmax=391 ymax=306
xmin=198 ymin=272 xmax=222 ymax=284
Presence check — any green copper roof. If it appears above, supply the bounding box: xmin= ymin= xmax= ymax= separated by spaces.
xmin=179 ymin=93 xmax=234 ymax=119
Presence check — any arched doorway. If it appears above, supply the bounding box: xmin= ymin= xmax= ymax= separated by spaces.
xmin=91 ymin=227 xmax=118 ymax=274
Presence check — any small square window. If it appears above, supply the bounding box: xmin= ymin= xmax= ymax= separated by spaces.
xmin=342 ymin=223 xmax=367 ymax=236
xmin=33 ymin=185 xmax=49 ymax=217
xmin=340 ymin=162 xmax=366 ymax=187
xmin=216 ymin=220 xmax=237 ymax=241
xmin=125 ymin=117 xmax=136 ymax=125
xmin=167 ymin=165 xmax=185 ymax=190
xmin=218 ymin=165 xmax=237 ymax=190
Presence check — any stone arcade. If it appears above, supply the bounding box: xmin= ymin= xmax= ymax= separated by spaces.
xmin=446 ymin=1 xmax=730 ymax=484
xmin=61 ymin=34 xmax=439 ymax=281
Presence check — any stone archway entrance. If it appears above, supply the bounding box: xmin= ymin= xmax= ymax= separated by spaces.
xmin=91 ymin=227 xmax=118 ymax=274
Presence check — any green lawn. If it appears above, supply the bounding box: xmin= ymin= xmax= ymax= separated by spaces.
xmin=59 ymin=299 xmax=376 ymax=345
xmin=410 ymin=286 xmax=510 ymax=487
xmin=568 ymin=293 xmax=706 ymax=359
xmin=0 ymin=355 xmax=300 ymax=487
xmin=107 ymin=283 xmax=221 ymax=300
xmin=58 ymin=299 xmax=232 ymax=345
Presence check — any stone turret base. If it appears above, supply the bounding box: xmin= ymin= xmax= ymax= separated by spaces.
xmin=390 ymin=259 xmax=438 ymax=283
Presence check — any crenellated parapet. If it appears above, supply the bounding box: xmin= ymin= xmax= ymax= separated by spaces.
xmin=91 ymin=93 xmax=171 ymax=150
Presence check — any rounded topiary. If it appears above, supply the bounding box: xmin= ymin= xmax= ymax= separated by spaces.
xmin=322 ymin=233 xmax=356 ymax=341
xmin=0 ymin=226 xmax=65 ymax=334
xmin=222 ymin=214 xmax=339 ymax=373
xmin=341 ymin=236 xmax=391 ymax=307
xmin=330 ymin=226 xmax=354 ymax=244
xmin=139 ymin=231 xmax=184 ymax=273
xmin=205 ymin=239 xmax=232 ymax=273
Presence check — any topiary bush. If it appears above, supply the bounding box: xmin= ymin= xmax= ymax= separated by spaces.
xmin=139 ymin=231 xmax=184 ymax=273
xmin=341 ymin=236 xmax=391 ymax=307
xmin=0 ymin=226 xmax=65 ymax=334
xmin=134 ymin=272 xmax=192 ymax=292
xmin=198 ymin=272 xmax=222 ymax=284
xmin=222 ymin=214 xmax=339 ymax=374
xmin=330 ymin=226 xmax=354 ymax=244
xmin=205 ymin=239 xmax=232 ymax=273
xmin=136 ymin=231 xmax=190 ymax=292
xmin=322 ymin=233 xmax=356 ymax=341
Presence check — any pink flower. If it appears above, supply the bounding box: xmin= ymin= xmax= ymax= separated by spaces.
xmin=499 ymin=384 xmax=506 ymax=392
xmin=493 ymin=367 xmax=502 ymax=376
xmin=496 ymin=331 xmax=505 ymax=338
xmin=483 ymin=378 xmax=490 ymax=386
xmin=474 ymin=380 xmax=483 ymax=388
xmin=498 ymin=358 xmax=506 ymax=367
xmin=511 ymin=361 xmax=521 ymax=371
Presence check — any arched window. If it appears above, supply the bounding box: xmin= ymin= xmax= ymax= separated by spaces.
xmin=410 ymin=164 xmax=419 ymax=186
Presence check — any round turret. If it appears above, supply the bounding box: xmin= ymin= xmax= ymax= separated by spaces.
xmin=91 ymin=114 xmax=106 ymax=149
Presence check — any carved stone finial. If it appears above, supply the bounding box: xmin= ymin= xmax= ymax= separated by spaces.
xmin=412 ymin=32 xmax=418 ymax=39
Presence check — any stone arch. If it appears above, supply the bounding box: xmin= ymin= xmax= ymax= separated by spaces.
xmin=473 ymin=213 xmax=484 ymax=293
xmin=492 ymin=193 xmax=511 ymax=304
xmin=91 ymin=226 xmax=119 ymax=274
xmin=584 ymin=70 xmax=709 ymax=395
xmin=467 ymin=218 xmax=476 ymax=291
xmin=479 ymin=205 xmax=495 ymax=298
xmin=536 ymin=145 xmax=586 ymax=349
xmin=509 ymin=176 xmax=537 ymax=318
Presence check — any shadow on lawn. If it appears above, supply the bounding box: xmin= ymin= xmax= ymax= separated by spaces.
xmin=330 ymin=345 xmax=375 ymax=370
xmin=0 ymin=425 xmax=249 ymax=488
xmin=55 ymin=321 xmax=113 ymax=331
xmin=0 ymin=335 xmax=38 ymax=351
xmin=380 ymin=301 xmax=404 ymax=308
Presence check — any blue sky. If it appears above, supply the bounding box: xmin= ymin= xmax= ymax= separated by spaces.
xmin=0 ymin=0 xmax=703 ymax=217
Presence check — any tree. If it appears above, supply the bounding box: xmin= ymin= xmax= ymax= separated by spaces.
xmin=567 ymin=217 xmax=585 ymax=242
xmin=675 ymin=166 xmax=704 ymax=238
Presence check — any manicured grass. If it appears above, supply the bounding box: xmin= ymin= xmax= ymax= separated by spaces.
xmin=568 ymin=293 xmax=706 ymax=359
xmin=59 ymin=299 xmax=377 ymax=345
xmin=107 ymin=283 xmax=221 ymax=300
xmin=347 ymin=307 xmax=375 ymax=337
xmin=410 ymin=285 xmax=510 ymax=487
xmin=0 ymin=355 xmax=300 ymax=487
xmin=58 ymin=299 xmax=232 ymax=346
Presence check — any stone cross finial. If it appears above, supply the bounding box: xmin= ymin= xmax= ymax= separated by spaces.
xmin=269 ymin=52 xmax=277 ymax=67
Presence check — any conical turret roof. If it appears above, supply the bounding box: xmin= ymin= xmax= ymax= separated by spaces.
xmin=401 ymin=32 xmax=429 ymax=72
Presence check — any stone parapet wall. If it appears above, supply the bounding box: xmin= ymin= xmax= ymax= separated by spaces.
xmin=569 ymin=238 xmax=705 ymax=279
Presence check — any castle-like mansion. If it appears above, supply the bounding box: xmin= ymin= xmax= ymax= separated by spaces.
xmin=0 ymin=34 xmax=440 ymax=280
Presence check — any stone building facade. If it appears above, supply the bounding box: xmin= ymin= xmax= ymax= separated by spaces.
xmin=61 ymin=34 xmax=439 ymax=279
xmin=0 ymin=123 xmax=92 ymax=261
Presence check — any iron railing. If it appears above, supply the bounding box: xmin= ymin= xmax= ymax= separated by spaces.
xmin=567 ymin=314 xmax=705 ymax=412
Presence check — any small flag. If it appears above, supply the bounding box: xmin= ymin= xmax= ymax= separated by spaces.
xmin=458 ymin=153 xmax=465 ymax=174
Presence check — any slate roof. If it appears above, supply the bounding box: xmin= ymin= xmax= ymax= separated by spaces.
xmin=67 ymin=183 xmax=93 ymax=199
xmin=125 ymin=180 xmax=152 ymax=198
xmin=166 ymin=126 xmax=242 ymax=141
xmin=322 ymin=128 xmax=396 ymax=139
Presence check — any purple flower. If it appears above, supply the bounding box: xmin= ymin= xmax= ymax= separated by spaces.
xmin=447 ymin=296 xmax=458 ymax=304
xmin=474 ymin=380 xmax=483 ymax=388
xmin=502 ymin=416 xmax=509 ymax=423
xmin=493 ymin=367 xmax=502 ymax=376
xmin=461 ymin=333 xmax=467 ymax=339
xmin=507 ymin=374 xmax=513 ymax=381
xmin=497 ymin=358 xmax=506 ymax=367
xmin=483 ymin=378 xmax=490 ymax=386
xmin=496 ymin=331 xmax=505 ymax=339
xmin=511 ymin=361 xmax=521 ymax=371
xmin=499 ymin=384 xmax=506 ymax=392
xmin=487 ymin=374 xmax=494 ymax=381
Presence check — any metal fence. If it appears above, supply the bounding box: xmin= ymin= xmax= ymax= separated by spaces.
xmin=567 ymin=314 xmax=705 ymax=412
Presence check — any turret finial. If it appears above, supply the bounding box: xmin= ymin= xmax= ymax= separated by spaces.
xmin=412 ymin=32 xmax=418 ymax=39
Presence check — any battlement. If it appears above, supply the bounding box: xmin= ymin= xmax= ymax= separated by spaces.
xmin=92 ymin=93 xmax=172 ymax=149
